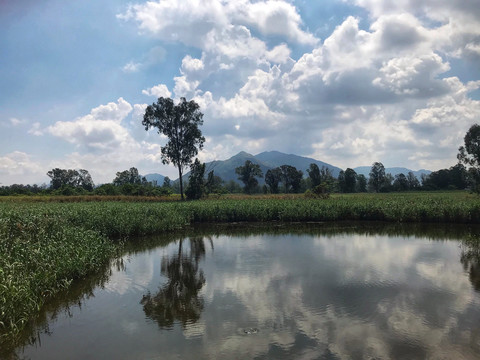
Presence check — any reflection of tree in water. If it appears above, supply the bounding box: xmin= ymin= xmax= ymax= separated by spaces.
xmin=141 ymin=237 xmax=212 ymax=328
xmin=460 ymin=236 xmax=480 ymax=291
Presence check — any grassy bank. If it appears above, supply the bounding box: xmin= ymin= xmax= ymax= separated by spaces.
xmin=1 ymin=191 xmax=479 ymax=345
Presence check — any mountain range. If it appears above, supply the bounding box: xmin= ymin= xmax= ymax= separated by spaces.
xmin=144 ymin=151 xmax=431 ymax=185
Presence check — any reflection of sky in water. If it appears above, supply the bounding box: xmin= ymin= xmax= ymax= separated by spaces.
xmin=16 ymin=231 xmax=480 ymax=360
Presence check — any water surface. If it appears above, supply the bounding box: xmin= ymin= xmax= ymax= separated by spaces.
xmin=10 ymin=223 xmax=480 ymax=359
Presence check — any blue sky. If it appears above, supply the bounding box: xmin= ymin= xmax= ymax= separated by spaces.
xmin=1 ymin=0 xmax=479 ymax=185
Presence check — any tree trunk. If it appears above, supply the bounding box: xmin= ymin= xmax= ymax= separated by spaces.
xmin=179 ymin=167 xmax=184 ymax=201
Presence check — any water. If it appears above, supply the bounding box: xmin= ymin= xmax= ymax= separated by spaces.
xmin=8 ymin=223 xmax=480 ymax=359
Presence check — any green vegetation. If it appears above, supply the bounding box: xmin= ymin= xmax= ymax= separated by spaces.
xmin=0 ymin=208 xmax=115 ymax=344
xmin=143 ymin=97 xmax=205 ymax=200
xmin=235 ymin=160 xmax=263 ymax=194
xmin=1 ymin=191 xmax=479 ymax=345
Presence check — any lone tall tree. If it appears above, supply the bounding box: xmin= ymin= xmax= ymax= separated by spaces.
xmin=143 ymin=97 xmax=205 ymax=200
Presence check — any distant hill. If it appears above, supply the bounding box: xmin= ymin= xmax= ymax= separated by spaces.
xmin=353 ymin=166 xmax=431 ymax=179
xmin=197 ymin=150 xmax=342 ymax=185
xmin=202 ymin=151 xmax=272 ymax=184
xmin=144 ymin=173 xmax=165 ymax=186
xmin=146 ymin=152 xmax=431 ymax=186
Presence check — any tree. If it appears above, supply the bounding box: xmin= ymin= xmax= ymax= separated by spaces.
xmin=407 ymin=172 xmax=420 ymax=190
xmin=458 ymin=124 xmax=480 ymax=168
xmin=204 ymin=171 xmax=224 ymax=195
xmin=393 ymin=173 xmax=409 ymax=191
xmin=307 ymin=164 xmax=321 ymax=188
xmin=77 ymin=169 xmax=95 ymax=191
xmin=458 ymin=125 xmax=480 ymax=193
xmin=319 ymin=166 xmax=336 ymax=192
xmin=337 ymin=170 xmax=346 ymax=192
xmin=141 ymin=237 xmax=209 ymax=328
xmin=448 ymin=163 xmax=468 ymax=190
xmin=235 ymin=160 xmax=263 ymax=194
xmin=368 ymin=162 xmax=386 ymax=192
xmin=162 ymin=177 xmax=171 ymax=188
xmin=47 ymin=168 xmax=94 ymax=191
xmin=422 ymin=164 xmax=469 ymax=191
xmin=344 ymin=168 xmax=357 ymax=193
xmin=225 ymin=180 xmax=243 ymax=193
xmin=279 ymin=165 xmax=303 ymax=193
xmin=265 ymin=168 xmax=282 ymax=194
xmin=185 ymin=159 xmax=205 ymax=200
xmin=383 ymin=173 xmax=394 ymax=192
xmin=143 ymin=97 xmax=205 ymax=200
xmin=113 ymin=167 xmax=144 ymax=186
xmin=356 ymin=174 xmax=367 ymax=192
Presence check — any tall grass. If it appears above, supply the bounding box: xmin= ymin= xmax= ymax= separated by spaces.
xmin=0 ymin=209 xmax=115 ymax=344
xmin=1 ymin=191 xmax=479 ymax=345
xmin=181 ymin=192 xmax=480 ymax=223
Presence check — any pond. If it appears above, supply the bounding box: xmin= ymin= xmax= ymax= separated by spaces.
xmin=8 ymin=223 xmax=480 ymax=359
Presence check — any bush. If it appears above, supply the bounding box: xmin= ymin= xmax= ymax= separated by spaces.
xmin=305 ymin=183 xmax=330 ymax=199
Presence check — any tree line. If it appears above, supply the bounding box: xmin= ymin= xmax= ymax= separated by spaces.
xmin=1 ymin=96 xmax=479 ymax=197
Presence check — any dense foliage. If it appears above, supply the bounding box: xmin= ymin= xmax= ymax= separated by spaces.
xmin=235 ymin=160 xmax=263 ymax=194
xmin=143 ymin=97 xmax=205 ymax=200
xmin=458 ymin=124 xmax=480 ymax=193
xmin=47 ymin=168 xmax=94 ymax=191
xmin=185 ymin=159 xmax=206 ymax=200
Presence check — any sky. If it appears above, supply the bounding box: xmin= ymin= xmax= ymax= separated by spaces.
xmin=1 ymin=0 xmax=480 ymax=186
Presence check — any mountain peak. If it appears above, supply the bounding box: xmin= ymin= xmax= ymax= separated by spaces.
xmin=234 ymin=151 xmax=254 ymax=158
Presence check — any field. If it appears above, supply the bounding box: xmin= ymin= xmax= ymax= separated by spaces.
xmin=1 ymin=191 xmax=479 ymax=345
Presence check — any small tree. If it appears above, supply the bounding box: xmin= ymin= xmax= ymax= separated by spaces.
xmin=458 ymin=124 xmax=480 ymax=193
xmin=406 ymin=172 xmax=420 ymax=190
xmin=307 ymin=163 xmax=321 ymax=188
xmin=265 ymin=168 xmax=282 ymax=194
xmin=368 ymin=162 xmax=386 ymax=192
xmin=279 ymin=165 xmax=303 ymax=193
xmin=162 ymin=177 xmax=171 ymax=188
xmin=393 ymin=173 xmax=409 ymax=191
xmin=356 ymin=174 xmax=367 ymax=192
xmin=235 ymin=160 xmax=263 ymax=194
xmin=344 ymin=168 xmax=357 ymax=193
xmin=47 ymin=168 xmax=94 ymax=191
xmin=337 ymin=170 xmax=346 ymax=193
xmin=143 ymin=97 xmax=205 ymax=200
xmin=205 ymin=170 xmax=224 ymax=195
xmin=113 ymin=167 xmax=144 ymax=186
xmin=185 ymin=159 xmax=205 ymax=200
xmin=319 ymin=166 xmax=336 ymax=192
xmin=225 ymin=180 xmax=243 ymax=193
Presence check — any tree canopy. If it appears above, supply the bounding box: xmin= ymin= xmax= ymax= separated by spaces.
xmin=143 ymin=97 xmax=205 ymax=200
xmin=458 ymin=124 xmax=480 ymax=193
xmin=265 ymin=168 xmax=282 ymax=194
xmin=307 ymin=163 xmax=321 ymax=187
xmin=458 ymin=124 xmax=480 ymax=167
xmin=279 ymin=165 xmax=303 ymax=193
xmin=185 ymin=159 xmax=206 ymax=200
xmin=46 ymin=168 xmax=94 ymax=191
xmin=368 ymin=162 xmax=386 ymax=192
xmin=235 ymin=160 xmax=263 ymax=194
xmin=113 ymin=167 xmax=145 ymax=186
